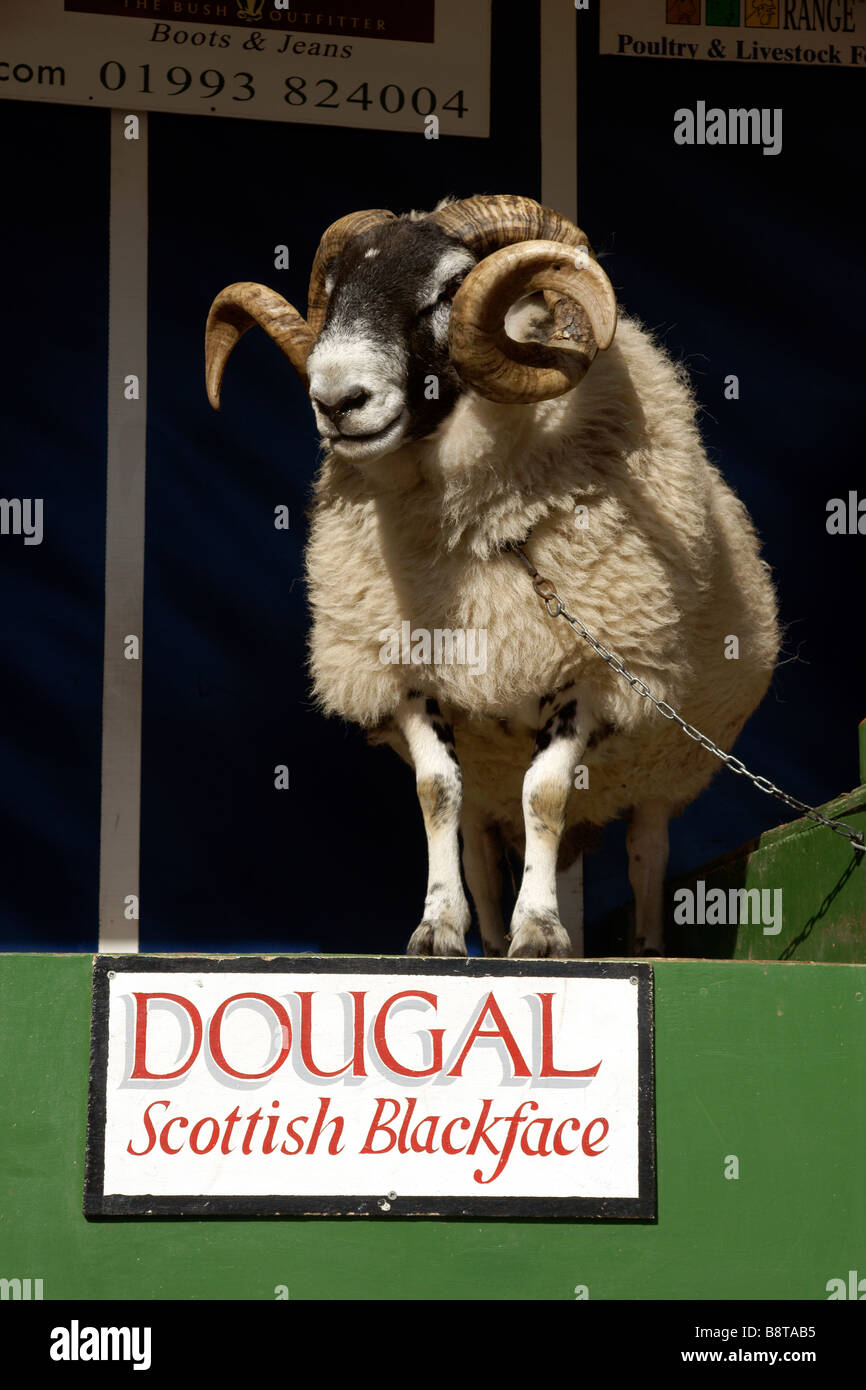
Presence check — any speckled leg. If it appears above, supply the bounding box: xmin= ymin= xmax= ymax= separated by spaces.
xmin=509 ymin=685 xmax=590 ymax=959
xmin=397 ymin=690 xmax=470 ymax=957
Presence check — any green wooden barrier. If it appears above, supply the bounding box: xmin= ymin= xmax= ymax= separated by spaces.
xmin=599 ymin=786 xmax=866 ymax=963
xmin=1 ymin=954 xmax=863 ymax=1301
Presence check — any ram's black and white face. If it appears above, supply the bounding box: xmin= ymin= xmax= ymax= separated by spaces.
xmin=305 ymin=219 xmax=476 ymax=462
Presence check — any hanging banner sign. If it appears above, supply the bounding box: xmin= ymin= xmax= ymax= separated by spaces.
xmin=0 ymin=0 xmax=490 ymax=135
xmin=600 ymin=1 xmax=866 ymax=67
xmin=84 ymin=956 xmax=656 ymax=1218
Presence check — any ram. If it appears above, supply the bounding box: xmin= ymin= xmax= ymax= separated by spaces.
xmin=206 ymin=194 xmax=780 ymax=958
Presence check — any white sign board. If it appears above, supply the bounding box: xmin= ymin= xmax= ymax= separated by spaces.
xmin=0 ymin=0 xmax=490 ymax=135
xmin=85 ymin=957 xmax=656 ymax=1218
xmin=600 ymin=0 xmax=866 ymax=67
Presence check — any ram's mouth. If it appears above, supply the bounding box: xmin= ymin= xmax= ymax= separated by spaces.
xmin=326 ymin=411 xmax=407 ymax=458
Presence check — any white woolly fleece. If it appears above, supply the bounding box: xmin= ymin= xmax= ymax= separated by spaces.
xmin=304 ymin=314 xmax=780 ymax=830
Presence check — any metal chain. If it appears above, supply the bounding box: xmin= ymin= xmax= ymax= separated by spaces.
xmin=509 ymin=544 xmax=866 ymax=855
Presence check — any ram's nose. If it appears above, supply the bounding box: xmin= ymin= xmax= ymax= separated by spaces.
xmin=311 ymin=387 xmax=372 ymax=424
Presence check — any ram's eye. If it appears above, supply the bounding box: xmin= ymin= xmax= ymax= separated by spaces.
xmin=419 ymin=279 xmax=461 ymax=315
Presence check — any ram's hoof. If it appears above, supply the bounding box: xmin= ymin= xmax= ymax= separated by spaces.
xmin=508 ymin=916 xmax=572 ymax=959
xmin=406 ymin=920 xmax=468 ymax=958
xmin=634 ymin=937 xmax=664 ymax=958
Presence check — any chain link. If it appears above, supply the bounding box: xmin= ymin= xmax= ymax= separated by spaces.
xmin=510 ymin=545 xmax=866 ymax=855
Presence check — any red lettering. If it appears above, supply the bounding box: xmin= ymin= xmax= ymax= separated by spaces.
xmin=189 ymin=1116 xmax=219 ymax=1154
xmin=221 ymin=1105 xmax=241 ymax=1154
xmin=360 ymin=1097 xmax=401 ymax=1153
xmin=441 ymin=1116 xmax=470 ymax=1154
xmin=397 ymin=1096 xmax=418 ymax=1153
xmin=296 ymin=990 xmax=366 ymax=1077
xmin=465 ymin=1098 xmax=502 ymax=1155
xmin=127 ymin=1098 xmax=169 ymax=1156
xmin=447 ymin=993 xmax=531 ymax=1078
xmin=241 ymin=1107 xmax=263 ymax=1154
xmin=349 ymin=990 xmax=368 ymax=1077
xmin=553 ymin=1117 xmax=580 ymax=1155
xmin=473 ymin=1101 xmax=537 ymax=1184
xmin=373 ymin=991 xmax=444 ymax=1077
xmin=129 ymin=993 xmax=202 ymax=1079
xmin=262 ymin=1101 xmax=281 ymax=1154
xmin=410 ymin=1115 xmax=439 ymax=1154
xmin=520 ymin=1116 xmax=553 ymax=1156
xmin=537 ymin=994 xmax=602 ymax=1078
xmin=159 ymin=1113 xmax=189 ymax=1154
xmin=306 ymin=1096 xmax=344 ymax=1155
xmin=582 ymin=1117 xmax=609 ymax=1155
xmin=208 ymin=993 xmax=290 ymax=1079
xmin=280 ymin=1115 xmax=308 ymax=1156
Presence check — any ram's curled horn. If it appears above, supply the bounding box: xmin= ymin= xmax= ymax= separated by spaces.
xmin=306 ymin=207 xmax=397 ymax=333
xmin=205 ymin=282 xmax=316 ymax=410
xmin=430 ymin=194 xmax=617 ymax=404
xmin=430 ymin=193 xmax=593 ymax=259
xmin=449 ymin=241 xmax=617 ymax=404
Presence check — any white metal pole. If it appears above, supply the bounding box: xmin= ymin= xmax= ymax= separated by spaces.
xmin=541 ymin=4 xmax=583 ymax=949
xmin=540 ymin=1 xmax=578 ymax=220
xmin=98 ymin=110 xmax=148 ymax=953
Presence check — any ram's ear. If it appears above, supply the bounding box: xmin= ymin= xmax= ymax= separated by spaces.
xmin=503 ymin=292 xmax=597 ymax=362
xmin=504 ymin=292 xmax=568 ymax=346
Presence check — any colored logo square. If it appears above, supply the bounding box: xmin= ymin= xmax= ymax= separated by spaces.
xmin=745 ymin=0 xmax=780 ymax=25
xmin=667 ymin=0 xmax=701 ymax=23
xmin=707 ymin=0 xmax=739 ymax=24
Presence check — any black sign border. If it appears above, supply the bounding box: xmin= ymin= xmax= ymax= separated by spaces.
xmin=84 ymin=955 xmax=656 ymax=1221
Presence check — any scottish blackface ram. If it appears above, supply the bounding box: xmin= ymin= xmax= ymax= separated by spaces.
xmin=206 ymin=195 xmax=779 ymax=958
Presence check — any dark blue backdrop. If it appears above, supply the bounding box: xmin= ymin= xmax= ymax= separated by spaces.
xmin=1 ymin=4 xmax=862 ymax=953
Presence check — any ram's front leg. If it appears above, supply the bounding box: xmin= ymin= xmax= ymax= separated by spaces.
xmin=397 ymin=691 xmax=471 ymax=957
xmin=509 ymin=686 xmax=589 ymax=959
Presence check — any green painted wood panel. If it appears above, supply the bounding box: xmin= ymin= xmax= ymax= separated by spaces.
xmin=599 ymin=786 xmax=866 ymax=963
xmin=0 ymin=954 xmax=863 ymax=1301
